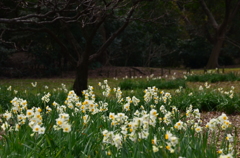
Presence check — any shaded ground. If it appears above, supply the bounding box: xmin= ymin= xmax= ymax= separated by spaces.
xmin=89 ymin=66 xmax=185 ymax=78
xmin=60 ymin=66 xmax=188 ymax=79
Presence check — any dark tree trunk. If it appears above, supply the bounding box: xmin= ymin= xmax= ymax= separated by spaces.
xmin=206 ymin=35 xmax=225 ymax=69
xmin=73 ymin=59 xmax=89 ymax=96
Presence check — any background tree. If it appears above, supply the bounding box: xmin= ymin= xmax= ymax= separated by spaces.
xmin=108 ymin=1 xmax=181 ymax=67
xmin=177 ymin=0 xmax=240 ymax=68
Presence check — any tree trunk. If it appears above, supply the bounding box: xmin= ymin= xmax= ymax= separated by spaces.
xmin=206 ymin=35 xmax=225 ymax=69
xmin=73 ymin=59 xmax=89 ymax=96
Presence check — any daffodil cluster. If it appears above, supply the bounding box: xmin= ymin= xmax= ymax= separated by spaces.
xmin=2 ymin=97 xmax=28 ymax=131
xmin=41 ymin=92 xmax=51 ymax=103
xmin=99 ymin=80 xmax=111 ymax=97
xmin=113 ymin=87 xmax=123 ymax=103
xmin=102 ymin=130 xmax=123 ymax=149
xmin=143 ymin=86 xmax=172 ymax=106
xmin=1 ymin=97 xmax=46 ymax=135
xmin=54 ymin=113 xmax=71 ymax=132
xmin=206 ymin=113 xmax=232 ymax=131
xmin=27 ymin=107 xmax=45 ymax=134
xmin=217 ymin=133 xmax=235 ymax=158
xmin=121 ymin=96 xmax=140 ymax=111
xmin=217 ymin=86 xmax=235 ymax=99
xmin=164 ymin=131 xmax=179 ymax=153
xmin=108 ymin=112 xmax=128 ymax=126
xmin=64 ymin=90 xmax=79 ymax=109
xmin=10 ymin=97 xmax=28 ymax=113
xmin=205 ymin=113 xmax=234 ymax=158
xmin=143 ymin=86 xmax=159 ymax=103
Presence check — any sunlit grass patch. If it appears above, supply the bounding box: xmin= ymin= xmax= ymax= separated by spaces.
xmin=0 ymin=78 xmax=73 ymax=92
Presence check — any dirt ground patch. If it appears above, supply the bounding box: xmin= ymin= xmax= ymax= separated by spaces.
xmin=87 ymin=66 xmax=187 ymax=79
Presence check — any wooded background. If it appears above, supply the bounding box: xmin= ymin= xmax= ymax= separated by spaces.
xmin=1 ymin=0 xmax=240 ymax=95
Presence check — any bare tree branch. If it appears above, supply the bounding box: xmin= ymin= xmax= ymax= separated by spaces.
xmin=198 ymin=0 xmax=219 ymax=29
xmin=226 ymin=37 xmax=240 ymax=49
xmin=89 ymin=2 xmax=138 ymax=62
xmin=229 ymin=0 xmax=240 ymax=22
xmin=0 ymin=29 xmax=21 ymax=51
